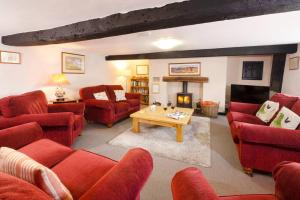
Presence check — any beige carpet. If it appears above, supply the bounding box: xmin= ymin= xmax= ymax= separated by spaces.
xmin=73 ymin=116 xmax=274 ymax=200
xmin=109 ymin=117 xmax=211 ymax=166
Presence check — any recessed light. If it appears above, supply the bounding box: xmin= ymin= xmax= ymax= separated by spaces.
xmin=153 ymin=38 xmax=182 ymax=50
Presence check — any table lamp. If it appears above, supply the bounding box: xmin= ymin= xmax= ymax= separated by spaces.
xmin=51 ymin=73 xmax=70 ymax=101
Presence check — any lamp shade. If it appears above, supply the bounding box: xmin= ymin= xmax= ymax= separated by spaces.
xmin=51 ymin=74 xmax=70 ymax=85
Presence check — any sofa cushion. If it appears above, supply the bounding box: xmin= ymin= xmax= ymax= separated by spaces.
xmin=256 ymin=101 xmax=280 ymax=123
xmin=228 ymin=112 xmax=266 ymax=125
xmin=115 ymin=102 xmax=130 ymax=113
xmin=127 ymin=99 xmax=140 ymax=107
xmin=0 ymin=147 xmax=73 ymax=200
xmin=0 ymin=172 xmax=52 ymax=200
xmin=79 ymin=85 xmax=108 ymax=100
xmin=0 ymin=91 xmax=48 ymax=118
xmin=53 ymin=150 xmax=117 ymax=200
xmin=93 ymin=92 xmax=109 ymax=100
xmin=114 ymin=90 xmax=126 ymax=101
xmin=19 ymin=139 xmax=74 ymax=168
xmin=270 ymin=107 xmax=300 ymax=130
xmin=105 ymin=85 xmax=124 ymax=102
xmin=271 ymin=93 xmax=298 ymax=109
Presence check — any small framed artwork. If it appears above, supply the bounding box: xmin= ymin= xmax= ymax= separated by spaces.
xmin=136 ymin=65 xmax=149 ymax=75
xmin=152 ymin=83 xmax=160 ymax=94
xmin=289 ymin=57 xmax=299 ymax=70
xmin=0 ymin=50 xmax=21 ymax=64
xmin=242 ymin=61 xmax=264 ymax=80
xmin=169 ymin=62 xmax=201 ymax=76
xmin=62 ymin=52 xmax=85 ymax=74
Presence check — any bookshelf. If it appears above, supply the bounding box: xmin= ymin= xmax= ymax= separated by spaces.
xmin=130 ymin=76 xmax=149 ymax=105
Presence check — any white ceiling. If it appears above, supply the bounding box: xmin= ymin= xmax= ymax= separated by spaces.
xmin=1 ymin=0 xmax=300 ymax=55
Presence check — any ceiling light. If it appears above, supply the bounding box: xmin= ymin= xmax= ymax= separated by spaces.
xmin=153 ymin=38 xmax=182 ymax=50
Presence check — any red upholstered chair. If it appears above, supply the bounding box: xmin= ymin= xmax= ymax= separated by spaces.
xmin=0 ymin=90 xmax=85 ymax=146
xmin=227 ymin=93 xmax=300 ymax=175
xmin=171 ymin=162 xmax=300 ymax=200
xmin=80 ymin=85 xmax=140 ymax=127
xmin=0 ymin=123 xmax=153 ymax=200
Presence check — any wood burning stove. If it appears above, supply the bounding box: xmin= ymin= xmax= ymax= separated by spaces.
xmin=177 ymin=81 xmax=193 ymax=108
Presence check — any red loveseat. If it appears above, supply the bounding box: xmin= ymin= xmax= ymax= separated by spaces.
xmin=0 ymin=90 xmax=85 ymax=146
xmin=171 ymin=162 xmax=300 ymax=200
xmin=80 ymin=85 xmax=140 ymax=127
xmin=0 ymin=123 xmax=153 ymax=200
xmin=227 ymin=93 xmax=300 ymax=174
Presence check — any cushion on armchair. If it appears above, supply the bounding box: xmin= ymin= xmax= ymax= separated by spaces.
xmin=0 ymin=172 xmax=52 ymax=200
xmin=0 ymin=147 xmax=73 ymax=200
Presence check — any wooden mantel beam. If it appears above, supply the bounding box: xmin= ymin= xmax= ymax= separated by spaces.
xmin=163 ymin=76 xmax=209 ymax=83
xmin=2 ymin=0 xmax=300 ymax=46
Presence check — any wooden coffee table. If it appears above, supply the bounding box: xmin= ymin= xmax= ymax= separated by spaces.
xmin=130 ymin=106 xmax=194 ymax=142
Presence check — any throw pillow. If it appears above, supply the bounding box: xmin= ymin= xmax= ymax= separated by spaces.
xmin=270 ymin=107 xmax=300 ymax=130
xmin=93 ymin=92 xmax=109 ymax=100
xmin=114 ymin=90 xmax=126 ymax=101
xmin=0 ymin=147 xmax=73 ymax=200
xmin=256 ymin=100 xmax=280 ymax=123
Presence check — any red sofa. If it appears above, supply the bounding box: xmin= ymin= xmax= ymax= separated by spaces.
xmin=0 ymin=123 xmax=153 ymax=200
xmin=0 ymin=90 xmax=85 ymax=146
xmin=171 ymin=162 xmax=300 ymax=200
xmin=80 ymin=85 xmax=140 ymax=127
xmin=227 ymin=93 xmax=300 ymax=174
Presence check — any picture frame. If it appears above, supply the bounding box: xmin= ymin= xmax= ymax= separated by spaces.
xmin=0 ymin=50 xmax=21 ymax=64
xmin=242 ymin=61 xmax=264 ymax=80
xmin=62 ymin=52 xmax=85 ymax=74
xmin=169 ymin=62 xmax=201 ymax=76
xmin=289 ymin=57 xmax=299 ymax=70
xmin=152 ymin=83 xmax=160 ymax=94
xmin=136 ymin=65 xmax=149 ymax=75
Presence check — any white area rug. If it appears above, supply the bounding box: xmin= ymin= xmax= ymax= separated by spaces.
xmin=109 ymin=117 xmax=211 ymax=167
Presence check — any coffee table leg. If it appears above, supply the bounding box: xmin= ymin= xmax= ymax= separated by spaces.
xmin=176 ymin=125 xmax=183 ymax=142
xmin=188 ymin=118 xmax=192 ymax=124
xmin=132 ymin=118 xmax=140 ymax=133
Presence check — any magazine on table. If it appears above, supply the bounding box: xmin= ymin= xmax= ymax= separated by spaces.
xmin=166 ymin=111 xmax=187 ymax=120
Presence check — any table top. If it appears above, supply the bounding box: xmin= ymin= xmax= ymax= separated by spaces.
xmin=130 ymin=106 xmax=194 ymax=125
xmin=49 ymin=99 xmax=79 ymax=104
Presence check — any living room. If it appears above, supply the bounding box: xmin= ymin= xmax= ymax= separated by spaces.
xmin=1 ymin=1 xmax=300 ymax=200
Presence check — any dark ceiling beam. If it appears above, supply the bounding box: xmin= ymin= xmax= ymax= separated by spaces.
xmin=2 ymin=0 xmax=300 ymax=46
xmin=105 ymin=44 xmax=298 ymax=60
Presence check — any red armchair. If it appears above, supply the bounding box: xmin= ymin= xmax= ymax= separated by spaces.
xmin=0 ymin=123 xmax=153 ymax=200
xmin=227 ymin=93 xmax=300 ymax=174
xmin=80 ymin=85 xmax=140 ymax=127
xmin=171 ymin=162 xmax=300 ymax=200
xmin=0 ymin=90 xmax=85 ymax=146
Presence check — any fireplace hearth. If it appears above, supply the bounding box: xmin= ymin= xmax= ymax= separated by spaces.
xmin=177 ymin=81 xmax=193 ymax=108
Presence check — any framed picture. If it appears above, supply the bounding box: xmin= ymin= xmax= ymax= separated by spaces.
xmin=152 ymin=83 xmax=160 ymax=94
xmin=289 ymin=57 xmax=299 ymax=70
xmin=0 ymin=50 xmax=21 ymax=64
xmin=169 ymin=62 xmax=201 ymax=76
xmin=136 ymin=65 xmax=149 ymax=75
xmin=242 ymin=61 xmax=264 ymax=80
xmin=62 ymin=52 xmax=85 ymax=74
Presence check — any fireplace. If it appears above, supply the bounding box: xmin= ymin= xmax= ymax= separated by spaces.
xmin=177 ymin=81 xmax=193 ymax=108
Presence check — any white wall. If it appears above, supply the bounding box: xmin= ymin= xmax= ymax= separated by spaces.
xmin=149 ymin=57 xmax=228 ymax=112
xmin=0 ymin=43 xmax=115 ymax=100
xmin=226 ymin=55 xmax=273 ymax=104
xmin=282 ymin=44 xmax=300 ymax=96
